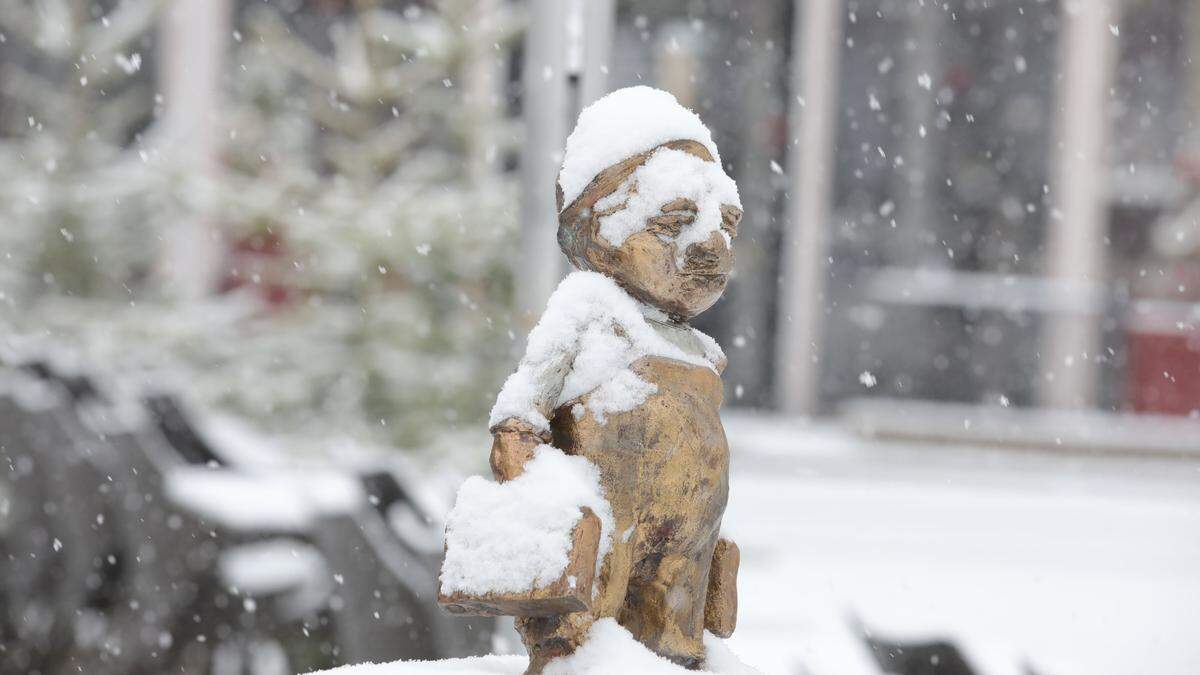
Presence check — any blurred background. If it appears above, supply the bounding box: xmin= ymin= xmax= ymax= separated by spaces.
xmin=1 ymin=1 xmax=1198 ymax=674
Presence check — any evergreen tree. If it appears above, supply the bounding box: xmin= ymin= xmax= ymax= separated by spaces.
xmin=208 ymin=0 xmax=523 ymax=448
xmin=0 ymin=0 xmax=162 ymax=302
xmin=1 ymin=0 xmax=525 ymax=455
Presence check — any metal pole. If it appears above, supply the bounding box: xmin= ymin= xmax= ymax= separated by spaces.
xmin=517 ymin=0 xmax=613 ymax=326
xmin=517 ymin=0 xmax=570 ymax=325
xmin=726 ymin=0 xmax=786 ymax=408
xmin=1039 ymin=0 xmax=1117 ymax=409
xmin=577 ymin=0 xmax=615 ymax=111
xmin=775 ymin=0 xmax=844 ymax=416
xmin=156 ymin=0 xmax=230 ymax=300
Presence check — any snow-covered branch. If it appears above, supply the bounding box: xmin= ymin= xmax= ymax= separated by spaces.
xmin=85 ymin=0 xmax=168 ymax=64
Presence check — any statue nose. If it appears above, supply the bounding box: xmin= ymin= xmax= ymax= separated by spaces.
xmin=683 ymin=231 xmax=729 ymax=272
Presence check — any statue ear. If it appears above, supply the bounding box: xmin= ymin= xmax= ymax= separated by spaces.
xmin=558 ymin=196 xmax=601 ymax=268
xmin=557 ymin=215 xmax=580 ymax=264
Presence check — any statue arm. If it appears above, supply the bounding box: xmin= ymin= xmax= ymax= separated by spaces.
xmin=488 ymin=418 xmax=549 ymax=482
xmin=488 ymin=347 xmax=575 ymax=482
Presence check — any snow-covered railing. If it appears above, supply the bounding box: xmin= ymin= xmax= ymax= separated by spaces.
xmin=842 ymin=397 xmax=1200 ymax=458
xmin=860 ymin=267 xmax=1108 ymax=316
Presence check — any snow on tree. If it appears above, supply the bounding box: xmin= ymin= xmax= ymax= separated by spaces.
xmin=0 ymin=0 xmax=525 ymax=454
xmin=203 ymin=0 xmax=524 ymax=448
xmin=0 ymin=0 xmax=164 ymax=302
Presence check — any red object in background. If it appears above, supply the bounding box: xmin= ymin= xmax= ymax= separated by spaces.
xmin=1172 ymin=154 xmax=1200 ymax=187
xmin=1126 ymin=305 xmax=1200 ymax=416
xmin=219 ymin=230 xmax=297 ymax=307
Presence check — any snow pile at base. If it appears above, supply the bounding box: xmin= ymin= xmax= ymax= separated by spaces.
xmin=595 ymin=147 xmax=740 ymax=261
xmin=305 ymin=655 xmax=525 ymax=675
xmin=545 ymin=620 xmax=762 ymax=675
xmin=304 ymin=620 xmax=759 ymax=675
xmin=440 ymin=446 xmax=615 ymax=596
xmin=558 ymin=86 xmax=722 ymax=210
xmin=489 ymin=272 xmax=724 ymax=433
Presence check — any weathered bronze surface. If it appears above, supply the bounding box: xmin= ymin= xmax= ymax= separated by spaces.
xmin=488 ymin=419 xmax=549 ymax=482
xmin=703 ymin=538 xmax=739 ymax=638
xmin=443 ymin=140 xmax=742 ymax=672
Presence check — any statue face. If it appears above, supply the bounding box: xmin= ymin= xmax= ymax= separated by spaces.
xmin=558 ymin=141 xmax=742 ymax=320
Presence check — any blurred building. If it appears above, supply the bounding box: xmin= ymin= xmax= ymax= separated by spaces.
xmin=1 ymin=0 xmax=1198 ymax=433
xmin=590 ymin=0 xmax=1200 ymax=420
xmin=0 ymin=0 xmax=524 ymax=449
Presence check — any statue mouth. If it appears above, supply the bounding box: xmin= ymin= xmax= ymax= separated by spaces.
xmin=684 ymin=272 xmax=728 ymax=287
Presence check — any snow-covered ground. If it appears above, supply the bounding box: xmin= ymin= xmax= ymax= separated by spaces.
xmin=720 ymin=413 xmax=1200 ymax=675
xmin=306 ymin=412 xmax=1198 ymax=675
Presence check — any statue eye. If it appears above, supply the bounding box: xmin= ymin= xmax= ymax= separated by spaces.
xmin=720 ymin=205 xmax=742 ymax=237
xmin=648 ymin=198 xmax=698 ymax=238
xmin=647 ymin=213 xmax=691 ymax=238
xmin=660 ymin=198 xmax=698 ymax=215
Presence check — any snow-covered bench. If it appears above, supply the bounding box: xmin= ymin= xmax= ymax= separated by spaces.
xmin=0 ymin=356 xmax=494 ymax=672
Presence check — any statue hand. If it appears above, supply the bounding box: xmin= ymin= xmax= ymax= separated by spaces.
xmin=489 ymin=419 xmax=550 ymax=482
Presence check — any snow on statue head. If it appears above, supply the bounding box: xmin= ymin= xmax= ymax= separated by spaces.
xmin=556 ymin=87 xmax=742 ymax=320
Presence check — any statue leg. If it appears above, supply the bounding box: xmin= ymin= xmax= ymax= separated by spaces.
xmin=517 ymin=612 xmax=596 ymax=673
xmin=517 ymin=517 xmax=637 ymax=674
xmin=703 ymin=538 xmax=739 ymax=638
xmin=618 ymin=535 xmax=720 ymax=669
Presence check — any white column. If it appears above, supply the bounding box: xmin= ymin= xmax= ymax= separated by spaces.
xmin=893 ymin=2 xmax=941 ymax=267
xmin=1186 ymin=0 xmax=1200 ymax=152
xmin=727 ymin=0 xmax=785 ymax=407
xmin=775 ymin=0 xmax=844 ymax=416
xmin=517 ymin=0 xmax=570 ymax=325
xmin=462 ymin=0 xmax=503 ymax=187
xmin=517 ymin=0 xmax=614 ymax=326
xmin=1039 ymin=0 xmax=1118 ymax=409
xmin=156 ymin=0 xmax=230 ymax=300
xmin=575 ymin=0 xmax=615 ymax=111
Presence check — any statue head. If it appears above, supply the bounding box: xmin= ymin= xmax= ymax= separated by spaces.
xmin=555 ymin=87 xmax=741 ymax=321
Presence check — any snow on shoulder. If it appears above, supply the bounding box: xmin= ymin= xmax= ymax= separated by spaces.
xmin=304 ymin=619 xmax=759 ymax=675
xmin=489 ymin=272 xmax=724 ymax=434
xmin=439 ymin=445 xmax=614 ymax=597
xmin=558 ymin=86 xmax=722 ymax=211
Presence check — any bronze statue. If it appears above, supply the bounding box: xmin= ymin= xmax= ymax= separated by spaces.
xmin=440 ymin=87 xmax=742 ymax=673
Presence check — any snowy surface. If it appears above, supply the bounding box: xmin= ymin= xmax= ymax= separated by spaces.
xmin=718 ymin=413 xmax=1200 ymax=675
xmin=165 ymin=466 xmax=363 ymax=532
xmin=411 ymin=415 xmax=1200 ymax=675
xmin=219 ymin=539 xmax=328 ymax=597
xmin=188 ymin=411 xmax=301 ymax=468
xmin=540 ymin=620 xmax=758 ymax=675
xmin=306 ymin=619 xmax=759 ymax=675
xmin=595 ymin=147 xmax=740 ymax=264
xmin=0 ymin=371 xmax=61 ymax=412
xmin=309 ymin=655 xmax=524 ymax=675
xmin=489 ymin=272 xmax=722 ymax=433
xmin=558 ymin=86 xmax=722 ymax=210
xmin=440 ymin=446 xmax=615 ymax=596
